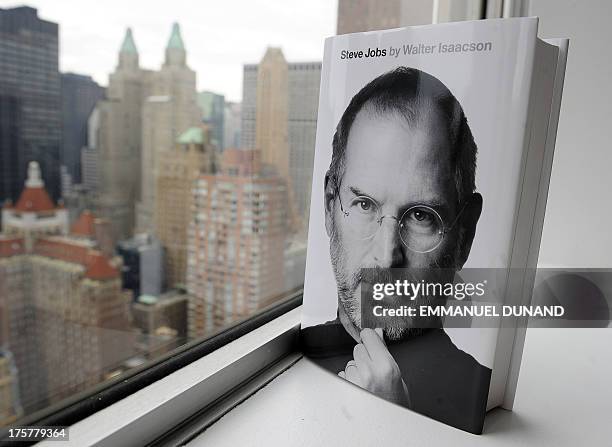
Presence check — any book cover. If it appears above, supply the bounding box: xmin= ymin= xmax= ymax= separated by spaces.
xmin=300 ymin=17 xmax=546 ymax=434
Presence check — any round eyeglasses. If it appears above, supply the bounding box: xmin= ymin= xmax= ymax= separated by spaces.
xmin=336 ymin=190 xmax=466 ymax=253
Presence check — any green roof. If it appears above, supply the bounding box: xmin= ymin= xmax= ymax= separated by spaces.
xmin=138 ymin=294 xmax=158 ymax=305
xmin=167 ymin=23 xmax=185 ymax=50
xmin=120 ymin=28 xmax=138 ymax=54
xmin=178 ymin=127 xmax=204 ymax=144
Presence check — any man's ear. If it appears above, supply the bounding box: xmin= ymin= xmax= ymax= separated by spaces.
xmin=324 ymin=171 xmax=336 ymax=237
xmin=457 ymin=192 xmax=483 ymax=268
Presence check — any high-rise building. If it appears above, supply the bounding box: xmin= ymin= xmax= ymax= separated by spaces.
xmin=186 ymin=150 xmax=289 ymax=338
xmin=155 ymin=127 xmax=216 ymax=289
xmin=60 ymin=73 xmax=105 ymax=186
xmin=81 ymin=107 xmax=101 ymax=192
xmin=223 ymin=101 xmax=242 ymax=150
xmin=197 ymin=91 xmax=225 ymax=151
xmin=117 ymin=233 xmax=164 ymax=298
xmin=90 ymin=28 xmax=153 ymax=243
xmin=255 ymin=48 xmax=289 ymax=182
xmin=0 ymin=7 xmax=61 ymax=204
xmin=287 ymin=62 xmax=321 ymax=224
xmin=136 ymin=23 xmax=200 ymax=233
xmin=336 ymin=0 xmax=434 ymax=34
xmin=1 ymin=162 xmax=134 ymax=414
xmin=241 ymin=50 xmax=321 ymax=224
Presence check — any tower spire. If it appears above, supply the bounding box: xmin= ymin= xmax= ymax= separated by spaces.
xmin=120 ymin=27 xmax=138 ymax=54
xmin=166 ymin=23 xmax=185 ymax=50
xmin=118 ymin=27 xmax=139 ymax=69
xmin=165 ymin=23 xmax=186 ymax=66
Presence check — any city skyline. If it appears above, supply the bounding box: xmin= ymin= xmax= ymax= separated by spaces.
xmin=0 ymin=0 xmax=336 ymax=102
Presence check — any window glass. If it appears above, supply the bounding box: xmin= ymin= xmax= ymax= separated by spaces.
xmin=0 ymin=0 xmax=472 ymax=428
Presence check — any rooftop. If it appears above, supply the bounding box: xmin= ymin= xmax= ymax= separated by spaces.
xmin=178 ymin=127 xmax=205 ymax=145
xmin=70 ymin=210 xmax=96 ymax=237
xmin=10 ymin=161 xmax=57 ymax=213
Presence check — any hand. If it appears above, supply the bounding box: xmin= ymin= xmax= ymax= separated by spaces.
xmin=338 ymin=328 xmax=411 ymax=407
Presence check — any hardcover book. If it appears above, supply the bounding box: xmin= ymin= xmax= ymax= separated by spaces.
xmin=300 ymin=17 xmax=568 ymax=434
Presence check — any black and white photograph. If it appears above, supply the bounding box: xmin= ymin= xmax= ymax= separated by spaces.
xmin=301 ymin=66 xmax=491 ymax=433
xmin=301 ymin=17 xmax=565 ymax=434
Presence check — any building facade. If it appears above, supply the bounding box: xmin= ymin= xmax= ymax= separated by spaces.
xmin=197 ymin=91 xmax=225 ymax=151
xmin=223 ymin=101 xmax=242 ymax=150
xmin=116 ymin=233 xmax=164 ymax=298
xmin=0 ymin=350 xmax=22 ymax=426
xmin=155 ymin=127 xmax=216 ymax=289
xmin=137 ymin=23 xmax=200 ymax=233
xmin=90 ymin=28 xmax=153 ymax=243
xmin=186 ymin=150 xmax=289 ymax=337
xmin=241 ymin=50 xmax=321 ymax=226
xmin=0 ymin=163 xmax=133 ymax=414
xmin=0 ymin=7 xmax=61 ymax=204
xmin=60 ymin=73 xmax=105 ymax=186
xmin=132 ymin=290 xmax=188 ymax=340
xmin=337 ymin=0 xmax=439 ymax=34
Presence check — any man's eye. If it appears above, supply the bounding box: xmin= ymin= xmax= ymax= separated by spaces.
xmin=358 ymin=200 xmax=372 ymax=211
xmin=407 ymin=209 xmax=434 ymax=225
xmin=351 ymin=197 xmax=377 ymax=214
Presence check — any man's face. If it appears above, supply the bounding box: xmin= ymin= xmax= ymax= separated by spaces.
xmin=326 ymin=107 xmax=472 ymax=340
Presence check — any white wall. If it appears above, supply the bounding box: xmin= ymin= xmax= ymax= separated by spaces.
xmin=527 ymin=0 xmax=612 ymax=268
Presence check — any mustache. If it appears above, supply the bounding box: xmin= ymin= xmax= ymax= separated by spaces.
xmin=359 ymin=267 xmax=395 ymax=287
xmin=357 ymin=267 xmax=430 ymax=289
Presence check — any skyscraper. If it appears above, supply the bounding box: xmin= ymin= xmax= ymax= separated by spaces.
xmin=255 ymin=48 xmax=289 ymax=182
xmin=223 ymin=101 xmax=242 ymax=150
xmin=337 ymin=0 xmax=438 ymax=34
xmin=0 ymin=7 xmax=61 ymax=204
xmin=156 ymin=127 xmax=216 ymax=289
xmin=287 ymin=62 xmax=321 ymax=225
xmin=116 ymin=233 xmax=164 ymax=298
xmin=136 ymin=23 xmax=200 ymax=233
xmin=60 ymin=73 xmax=105 ymax=186
xmin=81 ymin=107 xmax=101 ymax=193
xmin=90 ymin=28 xmax=153 ymax=243
xmin=186 ymin=150 xmax=288 ymax=337
xmin=197 ymin=91 xmax=225 ymax=151
xmin=241 ymin=49 xmax=321 ymax=225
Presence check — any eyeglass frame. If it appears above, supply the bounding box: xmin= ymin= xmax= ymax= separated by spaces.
xmin=334 ymin=186 xmax=468 ymax=254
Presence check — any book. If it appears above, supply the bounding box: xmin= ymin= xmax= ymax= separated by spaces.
xmin=300 ymin=17 xmax=568 ymax=434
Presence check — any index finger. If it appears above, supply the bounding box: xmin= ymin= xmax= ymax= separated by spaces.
xmin=360 ymin=328 xmax=392 ymax=364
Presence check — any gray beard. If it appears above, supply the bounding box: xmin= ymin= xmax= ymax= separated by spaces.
xmin=329 ymin=218 xmax=464 ymax=342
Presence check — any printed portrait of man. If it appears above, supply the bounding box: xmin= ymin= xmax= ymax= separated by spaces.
xmin=301 ymin=67 xmax=491 ymax=434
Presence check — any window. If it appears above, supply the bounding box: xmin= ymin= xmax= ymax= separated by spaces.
xmin=0 ymin=0 xmax=493 ymax=439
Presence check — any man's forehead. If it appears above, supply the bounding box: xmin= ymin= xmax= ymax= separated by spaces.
xmin=342 ymin=107 xmax=455 ymax=204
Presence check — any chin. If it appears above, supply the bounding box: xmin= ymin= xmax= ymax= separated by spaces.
xmin=384 ymin=326 xmax=427 ymax=342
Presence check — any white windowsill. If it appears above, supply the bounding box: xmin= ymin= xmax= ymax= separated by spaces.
xmin=190 ymin=328 xmax=612 ymax=446
xmin=37 ymin=307 xmax=301 ymax=447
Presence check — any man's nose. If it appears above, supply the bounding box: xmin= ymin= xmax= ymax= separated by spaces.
xmin=372 ymin=216 xmax=405 ymax=268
